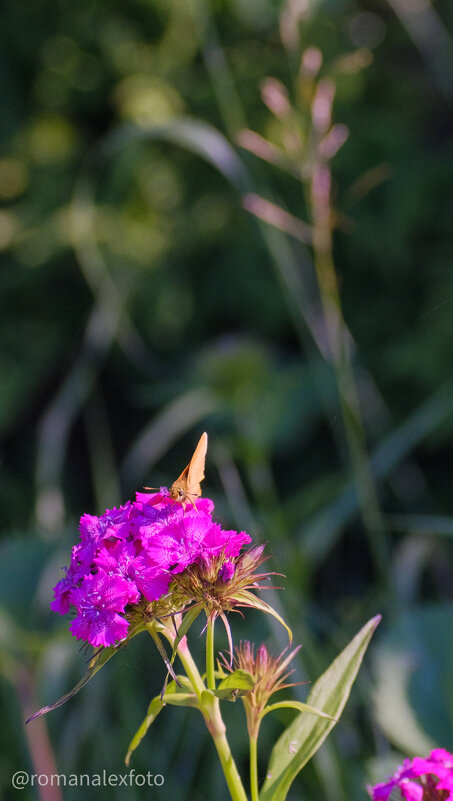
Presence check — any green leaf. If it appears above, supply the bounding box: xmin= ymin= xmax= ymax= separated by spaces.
xmin=26 ymin=646 xmax=118 ymax=723
xmin=213 ymin=669 xmax=255 ymax=701
xmin=163 ymin=676 xmax=199 ymax=708
xmin=146 ymin=623 xmax=179 ymax=685
xmin=259 ymin=615 xmax=381 ymax=801
xmin=125 ymin=696 xmax=165 ymax=766
xmin=214 ymin=687 xmax=251 ymax=701
xmin=217 ymin=669 xmax=255 ymax=691
xmin=261 ymin=701 xmax=336 ymax=722
xmin=169 ymin=606 xmax=203 ymax=665
xmin=157 ymin=607 xmax=202 ymax=698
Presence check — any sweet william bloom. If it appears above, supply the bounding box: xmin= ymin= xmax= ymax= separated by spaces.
xmin=51 ymin=490 xmax=253 ymax=648
xmin=368 ymin=749 xmax=453 ymax=801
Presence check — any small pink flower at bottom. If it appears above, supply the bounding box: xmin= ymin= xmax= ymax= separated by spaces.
xmin=368 ymin=750 xmax=453 ymax=801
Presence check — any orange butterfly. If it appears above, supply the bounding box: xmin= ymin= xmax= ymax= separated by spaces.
xmin=169 ymin=432 xmax=208 ymax=509
xmin=146 ymin=432 xmax=208 ymax=510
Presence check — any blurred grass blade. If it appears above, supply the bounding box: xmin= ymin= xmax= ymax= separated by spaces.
xmin=259 ymin=615 xmax=381 ymax=801
xmin=389 ymin=514 xmax=453 ymax=536
xmin=105 ymin=118 xmax=251 ymax=193
xmin=120 ymin=387 xmax=218 ymax=490
xmin=372 ymin=648 xmax=436 ymax=756
xmin=373 ymin=605 xmax=453 ymax=754
xmin=301 ymin=382 xmax=453 ymax=561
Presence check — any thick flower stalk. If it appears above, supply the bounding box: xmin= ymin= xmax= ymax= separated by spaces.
xmin=369 ymin=750 xmax=453 ymax=801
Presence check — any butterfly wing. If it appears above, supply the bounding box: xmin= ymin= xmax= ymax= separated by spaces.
xmin=186 ymin=432 xmax=208 ymax=496
xmin=169 ymin=432 xmax=208 ymax=504
xmin=171 ymin=463 xmax=190 ymax=494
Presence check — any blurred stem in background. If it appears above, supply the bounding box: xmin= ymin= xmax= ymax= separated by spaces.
xmin=197 ymin=0 xmax=391 ymax=585
xmin=307 ymin=77 xmax=389 ymax=579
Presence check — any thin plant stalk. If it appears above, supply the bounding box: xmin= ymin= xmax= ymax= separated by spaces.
xmin=250 ymin=734 xmax=260 ymax=801
xmin=206 ymin=616 xmax=216 ymax=691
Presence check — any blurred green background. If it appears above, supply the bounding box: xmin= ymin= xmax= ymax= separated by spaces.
xmin=1 ymin=0 xmax=453 ymax=798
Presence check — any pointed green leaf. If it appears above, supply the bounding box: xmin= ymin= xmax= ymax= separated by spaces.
xmin=261 ymin=701 xmax=336 ymax=722
xmin=259 ymin=615 xmax=381 ymax=801
xmin=26 ymin=646 xmax=117 ymax=723
xmin=170 ymin=606 xmax=202 ymax=664
xmin=146 ymin=623 xmax=179 ymax=685
xmin=125 ymin=696 xmax=165 ymax=766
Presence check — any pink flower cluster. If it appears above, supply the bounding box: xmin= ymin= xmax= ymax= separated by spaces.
xmin=51 ymin=492 xmax=251 ymax=648
xmin=369 ymin=749 xmax=453 ymax=801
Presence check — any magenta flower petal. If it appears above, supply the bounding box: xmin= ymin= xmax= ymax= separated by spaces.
xmin=368 ymin=779 xmax=397 ymax=801
xmin=144 ymin=513 xmax=210 ymax=572
xmin=70 ymin=570 xmax=132 ymax=613
xmin=369 ymin=751 xmax=453 ymax=801
xmin=69 ymin=571 xmax=133 ymax=647
xmin=430 ymin=750 xmax=453 ymax=766
xmin=94 ymin=540 xmax=136 ymax=574
xmin=135 ymin=490 xmax=167 ymax=506
xmin=437 ymin=775 xmax=453 ymax=793
xmin=202 ymin=523 xmax=252 ymax=558
xmin=128 ymin=553 xmax=171 ymax=602
xmin=70 ymin=608 xmax=129 ymax=647
xmin=50 ymin=576 xmax=75 ymax=615
xmin=368 ymin=760 xmax=417 ymax=801
xmin=399 ymin=781 xmax=423 ymax=801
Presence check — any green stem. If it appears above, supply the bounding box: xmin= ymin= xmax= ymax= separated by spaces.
xmin=206 ymin=616 xmax=216 ymax=691
xmin=206 ymin=696 xmax=249 ymax=801
xmin=161 ymin=622 xmax=248 ymax=801
xmin=250 ymin=735 xmax=259 ymax=801
xmin=174 ymin=637 xmax=206 ymax=703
